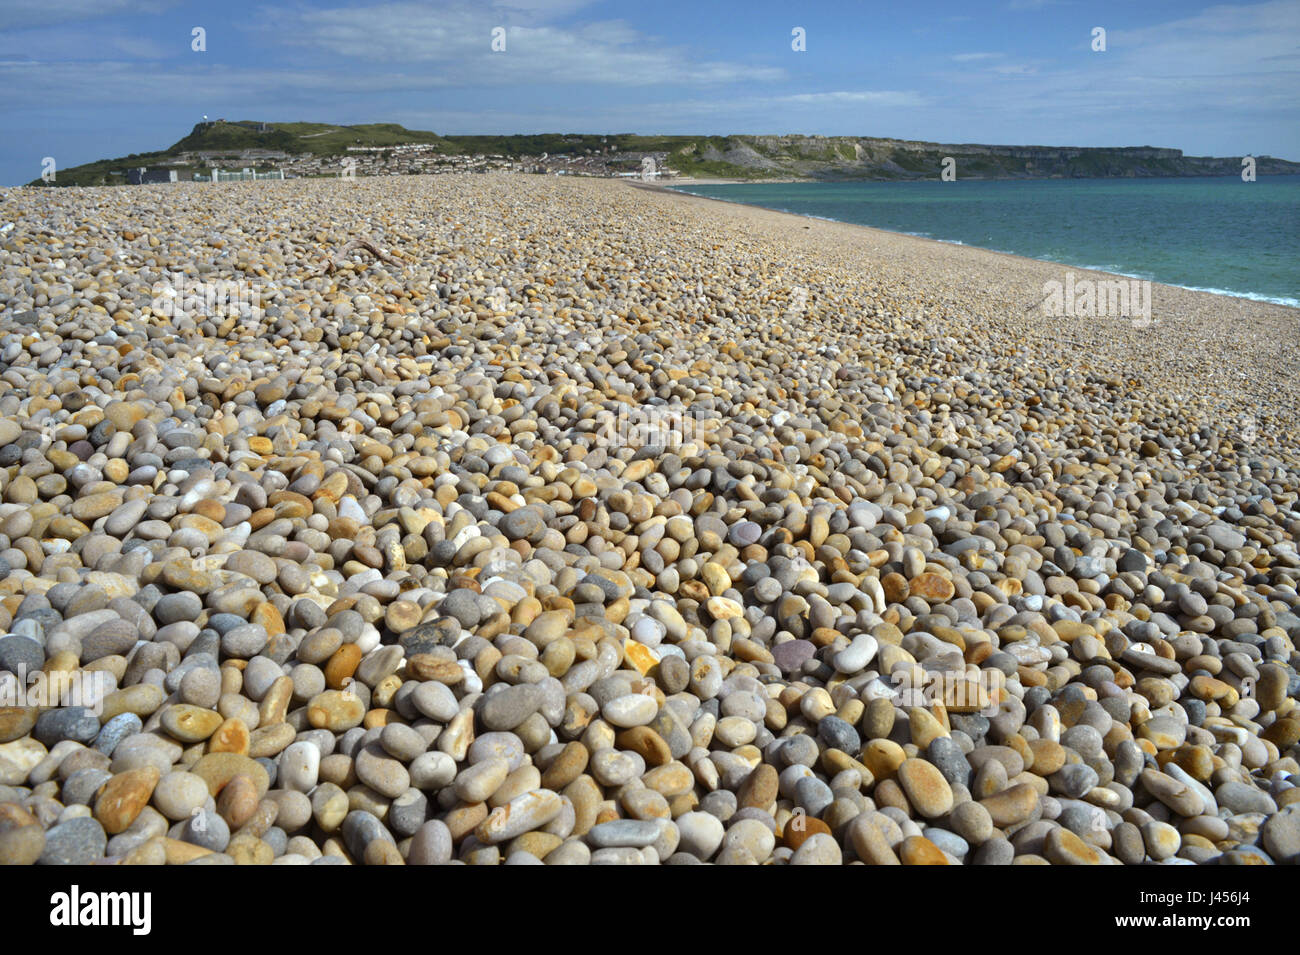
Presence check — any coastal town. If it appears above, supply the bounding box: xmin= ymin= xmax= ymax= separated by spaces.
xmin=129 ymin=140 xmax=677 ymax=184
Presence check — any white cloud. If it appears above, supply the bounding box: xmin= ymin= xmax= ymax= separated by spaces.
xmin=778 ymin=91 xmax=927 ymax=108
xmin=917 ymin=0 xmax=1300 ymax=154
xmin=0 ymin=58 xmax=441 ymax=110
xmin=254 ymin=3 xmax=784 ymax=87
xmin=493 ymin=0 xmax=600 ymax=14
xmin=0 ymin=28 xmax=170 ymax=60
xmin=951 ymin=52 xmax=1004 ymax=62
xmin=1104 ymin=0 xmax=1300 ymax=76
xmin=0 ymin=0 xmax=176 ymax=30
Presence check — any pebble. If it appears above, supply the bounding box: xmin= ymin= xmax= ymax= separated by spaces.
xmin=94 ymin=766 xmax=160 ymax=834
xmin=38 ymin=817 xmax=107 ymax=865
xmin=676 ymin=811 xmax=726 ymax=860
xmin=455 ymin=757 xmax=510 ymax=803
xmin=279 ymin=742 xmax=321 ymax=793
xmin=479 ymin=685 xmax=541 ymax=731
xmin=1216 ymin=781 xmax=1277 ymax=815
xmin=354 ymin=743 xmax=410 ymax=799
xmin=409 ymin=820 xmax=453 ymax=865
xmin=897 ymin=758 xmax=954 ymax=818
xmin=790 ymin=832 xmax=842 ymax=865
xmin=587 ymin=819 xmax=664 ymax=849
xmin=1261 ymin=807 xmax=1300 ymax=862
xmin=1044 ymin=827 xmax=1101 ymax=865
xmin=0 ymin=175 xmax=1292 ymax=870
xmin=475 ymin=790 xmax=564 ymax=844
xmin=0 ymin=822 xmax=45 ymax=865
xmin=152 ymin=771 xmax=209 ymax=821
xmin=720 ymin=818 xmax=776 ymax=863
xmin=1141 ymin=769 xmax=1205 ymax=818
xmin=94 ymin=714 xmax=143 ymax=756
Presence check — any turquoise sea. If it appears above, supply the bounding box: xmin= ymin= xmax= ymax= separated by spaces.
xmin=669 ymin=176 xmax=1300 ymax=307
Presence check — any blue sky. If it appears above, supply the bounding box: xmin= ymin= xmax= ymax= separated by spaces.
xmin=1 ymin=0 xmax=1297 ymax=185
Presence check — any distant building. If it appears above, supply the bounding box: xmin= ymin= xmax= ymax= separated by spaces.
xmin=210 ymin=168 xmax=286 ymax=182
xmin=127 ymin=168 xmax=179 ymax=185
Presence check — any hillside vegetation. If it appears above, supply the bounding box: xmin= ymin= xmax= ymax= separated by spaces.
xmin=30 ymin=121 xmax=1300 ymax=186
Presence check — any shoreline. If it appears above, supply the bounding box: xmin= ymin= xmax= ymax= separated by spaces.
xmin=651 ymin=180 xmax=1300 ymax=310
xmin=663 ymin=176 xmax=808 ymax=186
xmin=625 ymin=176 xmax=1300 ymax=431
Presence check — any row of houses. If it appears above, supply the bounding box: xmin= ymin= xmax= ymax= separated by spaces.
xmin=293 ymin=145 xmax=539 ymax=178
xmin=123 ymin=147 xmax=675 ymax=184
xmin=125 ymin=165 xmax=286 ymax=184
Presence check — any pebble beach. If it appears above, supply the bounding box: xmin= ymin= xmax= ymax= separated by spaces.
xmin=0 ymin=173 xmax=1298 ymax=866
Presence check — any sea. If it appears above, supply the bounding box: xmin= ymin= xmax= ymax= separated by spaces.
xmin=668 ymin=176 xmax=1300 ymax=307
